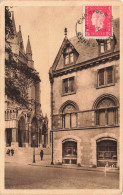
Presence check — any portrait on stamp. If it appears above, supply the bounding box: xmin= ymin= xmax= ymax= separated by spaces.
xmin=84 ymin=6 xmax=113 ymax=37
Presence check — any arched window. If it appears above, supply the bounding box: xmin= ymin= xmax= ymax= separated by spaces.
xmin=62 ymin=104 xmax=77 ymax=129
xmin=97 ymin=138 xmax=117 ymax=167
xmin=62 ymin=139 xmax=77 ymax=164
xmin=95 ymin=96 xmax=118 ymax=126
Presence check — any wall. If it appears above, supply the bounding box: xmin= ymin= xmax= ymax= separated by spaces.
xmin=52 ymin=59 xmax=119 ymax=116
xmin=53 ymin=127 xmax=120 ymax=167
xmin=52 ymin=58 xmax=120 ymax=167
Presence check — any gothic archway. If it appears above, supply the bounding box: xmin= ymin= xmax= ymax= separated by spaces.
xmin=18 ymin=116 xmax=26 ymax=147
xmin=31 ymin=117 xmax=38 ymax=147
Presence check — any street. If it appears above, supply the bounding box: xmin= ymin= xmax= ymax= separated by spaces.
xmin=5 ymin=163 xmax=119 ymax=189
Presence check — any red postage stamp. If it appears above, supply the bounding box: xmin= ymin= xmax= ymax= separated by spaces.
xmin=84 ymin=6 xmax=112 ymax=38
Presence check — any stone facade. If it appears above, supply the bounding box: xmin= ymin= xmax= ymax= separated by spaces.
xmin=49 ymin=18 xmax=120 ymax=167
xmin=5 ymin=12 xmax=49 ymax=149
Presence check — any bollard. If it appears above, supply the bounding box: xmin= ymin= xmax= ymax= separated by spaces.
xmin=104 ymin=162 xmax=108 ymax=176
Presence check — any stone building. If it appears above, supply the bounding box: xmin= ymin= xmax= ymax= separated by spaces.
xmin=49 ymin=18 xmax=120 ymax=167
xmin=5 ymin=12 xmax=48 ymax=148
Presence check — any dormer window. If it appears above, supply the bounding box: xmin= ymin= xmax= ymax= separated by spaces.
xmin=99 ymin=40 xmax=112 ymax=54
xmin=64 ymin=46 xmax=74 ymax=65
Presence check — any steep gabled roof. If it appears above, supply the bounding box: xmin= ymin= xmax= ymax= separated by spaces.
xmin=52 ymin=36 xmax=79 ymax=71
xmin=69 ymin=37 xmax=98 ymax=64
xmin=52 ymin=18 xmax=119 ymax=72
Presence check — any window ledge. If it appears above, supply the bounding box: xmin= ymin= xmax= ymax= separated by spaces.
xmin=64 ymin=62 xmax=74 ymax=66
xmin=96 ymin=83 xmax=115 ymax=89
xmin=53 ymin=125 xmax=119 ymax=131
xmin=62 ymin=91 xmax=76 ymax=97
xmin=99 ymin=50 xmax=114 ymax=56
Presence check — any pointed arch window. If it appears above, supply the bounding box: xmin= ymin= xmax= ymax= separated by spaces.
xmin=62 ymin=104 xmax=77 ymax=129
xmin=95 ymin=97 xmax=118 ymax=126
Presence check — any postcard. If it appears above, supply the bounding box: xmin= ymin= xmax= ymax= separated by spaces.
xmin=0 ymin=1 xmax=123 ymax=195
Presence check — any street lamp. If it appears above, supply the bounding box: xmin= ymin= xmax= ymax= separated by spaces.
xmin=32 ymin=134 xmax=36 ymax=163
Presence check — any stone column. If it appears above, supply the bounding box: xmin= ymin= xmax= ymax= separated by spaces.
xmin=11 ymin=128 xmax=18 ymax=148
xmin=39 ymin=130 xmax=42 ymax=148
xmin=42 ymin=135 xmax=44 ymax=146
xmin=24 ymin=124 xmax=29 ymax=148
xmin=28 ymin=123 xmax=32 ymax=147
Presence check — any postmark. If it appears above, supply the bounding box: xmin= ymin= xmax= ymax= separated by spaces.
xmin=75 ymin=5 xmax=113 ymax=47
xmin=84 ymin=6 xmax=113 ymax=38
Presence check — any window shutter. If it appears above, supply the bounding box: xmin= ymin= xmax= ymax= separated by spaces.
xmin=107 ymin=40 xmax=111 ymax=51
xmin=100 ymin=43 xmax=104 ymax=53
xmin=107 ymin=67 xmax=113 ymax=84
xmin=65 ymin=55 xmax=69 ymax=65
xmin=69 ymin=77 xmax=74 ymax=92
xmin=98 ymin=69 xmax=104 ymax=86
xmin=70 ymin=53 xmax=74 ymax=63
xmin=63 ymin=79 xmax=68 ymax=93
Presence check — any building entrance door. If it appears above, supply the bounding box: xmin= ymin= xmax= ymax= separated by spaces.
xmin=97 ymin=139 xmax=117 ymax=167
xmin=6 ymin=128 xmax=12 ymax=147
xmin=42 ymin=123 xmax=47 ymax=148
xmin=62 ymin=141 xmax=77 ymax=164
xmin=18 ymin=116 xmax=26 ymax=147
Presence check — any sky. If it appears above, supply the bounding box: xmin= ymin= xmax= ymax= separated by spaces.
xmin=11 ymin=5 xmax=119 ymax=127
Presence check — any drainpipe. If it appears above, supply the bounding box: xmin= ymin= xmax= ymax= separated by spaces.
xmin=49 ymin=68 xmax=54 ymax=165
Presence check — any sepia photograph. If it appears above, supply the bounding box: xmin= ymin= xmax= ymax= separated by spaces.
xmin=0 ymin=1 xmax=122 ymax=194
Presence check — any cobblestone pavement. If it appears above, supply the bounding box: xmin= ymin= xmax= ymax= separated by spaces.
xmin=5 ymin=162 xmax=119 ymax=189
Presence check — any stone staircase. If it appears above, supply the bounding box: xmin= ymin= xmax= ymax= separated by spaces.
xmin=5 ymin=147 xmax=51 ymax=165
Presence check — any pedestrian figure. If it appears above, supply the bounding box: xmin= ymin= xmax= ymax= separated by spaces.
xmin=6 ymin=149 xmax=10 ymax=156
xmin=11 ymin=149 xmax=14 ymax=156
xmin=40 ymin=150 xmax=43 ymax=160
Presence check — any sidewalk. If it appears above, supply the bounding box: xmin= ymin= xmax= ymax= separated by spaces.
xmin=5 ymin=154 xmax=119 ymax=174
xmin=28 ymin=161 xmax=119 ymax=174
